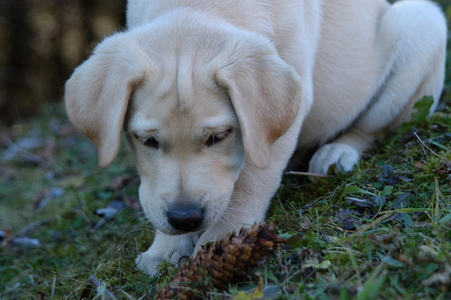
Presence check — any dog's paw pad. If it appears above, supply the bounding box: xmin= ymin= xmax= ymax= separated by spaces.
xmin=308 ymin=143 xmax=360 ymax=174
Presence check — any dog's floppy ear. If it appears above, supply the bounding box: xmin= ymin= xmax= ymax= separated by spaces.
xmin=215 ymin=38 xmax=302 ymax=169
xmin=65 ymin=32 xmax=152 ymax=168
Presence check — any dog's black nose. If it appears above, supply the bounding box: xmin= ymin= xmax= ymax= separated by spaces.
xmin=167 ymin=204 xmax=204 ymax=232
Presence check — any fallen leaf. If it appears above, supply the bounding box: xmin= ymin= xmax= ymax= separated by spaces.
xmin=94 ymin=207 xmax=119 ymax=221
xmin=298 ymin=220 xmax=312 ymax=232
xmin=286 ymin=235 xmax=305 ymax=249
xmin=347 ymin=197 xmax=376 ymax=209
xmin=390 ymin=193 xmax=411 ymax=209
xmin=369 ymin=232 xmax=398 ymax=245
xmin=12 ymin=237 xmax=41 ymax=247
xmin=421 ymin=264 xmax=451 ymax=287
xmin=396 ymin=254 xmax=414 ymax=266
xmin=333 ymin=209 xmax=362 ymax=230
xmin=378 ymin=164 xmax=411 ymax=185
xmin=376 ymin=252 xmax=405 ymax=267
xmin=418 ymin=245 xmax=439 ymax=260
xmin=414 ymin=161 xmax=424 ymax=172
xmin=433 ymin=160 xmax=451 ymax=174
xmin=106 ymin=200 xmax=126 ymax=211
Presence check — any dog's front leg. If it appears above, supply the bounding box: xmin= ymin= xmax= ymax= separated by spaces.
xmin=136 ymin=230 xmax=198 ymax=276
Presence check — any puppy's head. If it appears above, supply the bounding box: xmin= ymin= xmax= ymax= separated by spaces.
xmin=65 ymin=12 xmax=302 ymax=234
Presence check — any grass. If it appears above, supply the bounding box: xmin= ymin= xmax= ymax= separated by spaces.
xmin=1 ymin=3 xmax=451 ymax=299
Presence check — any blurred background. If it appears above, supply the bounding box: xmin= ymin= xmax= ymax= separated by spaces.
xmin=0 ymin=0 xmax=126 ymax=126
xmin=0 ymin=0 xmax=450 ymax=127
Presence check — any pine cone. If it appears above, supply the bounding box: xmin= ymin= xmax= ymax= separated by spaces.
xmin=157 ymin=221 xmax=285 ymax=300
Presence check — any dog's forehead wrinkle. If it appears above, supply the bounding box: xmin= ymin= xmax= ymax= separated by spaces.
xmin=129 ymin=119 xmax=161 ymax=132
xmin=199 ymin=115 xmax=236 ymax=128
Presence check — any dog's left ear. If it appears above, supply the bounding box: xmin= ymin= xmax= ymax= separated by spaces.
xmin=65 ymin=32 xmax=153 ymax=168
xmin=215 ymin=38 xmax=302 ymax=169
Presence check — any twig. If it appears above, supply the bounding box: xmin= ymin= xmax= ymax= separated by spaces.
xmin=285 ymin=171 xmax=328 ymax=178
xmin=413 ymin=131 xmax=443 ymax=160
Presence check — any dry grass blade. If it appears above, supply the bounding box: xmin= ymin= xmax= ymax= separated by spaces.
xmin=285 ymin=171 xmax=328 ymax=178
xmin=413 ymin=131 xmax=443 ymax=159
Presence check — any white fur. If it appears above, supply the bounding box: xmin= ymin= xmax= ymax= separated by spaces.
xmin=65 ymin=0 xmax=447 ymax=275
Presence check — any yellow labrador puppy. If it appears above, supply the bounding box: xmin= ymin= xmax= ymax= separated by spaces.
xmin=65 ymin=0 xmax=446 ymax=275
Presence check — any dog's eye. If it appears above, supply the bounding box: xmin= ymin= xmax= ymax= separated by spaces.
xmin=134 ymin=134 xmax=160 ymax=149
xmin=205 ymin=129 xmax=233 ymax=147
xmin=205 ymin=135 xmax=218 ymax=147
xmin=143 ymin=137 xmax=160 ymax=149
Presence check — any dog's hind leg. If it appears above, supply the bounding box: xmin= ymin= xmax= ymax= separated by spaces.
xmin=309 ymin=0 xmax=447 ymax=174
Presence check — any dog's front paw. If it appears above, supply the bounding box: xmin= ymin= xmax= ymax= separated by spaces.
xmin=309 ymin=143 xmax=360 ymax=174
xmin=136 ymin=231 xmax=198 ymax=276
xmin=136 ymin=250 xmax=171 ymax=277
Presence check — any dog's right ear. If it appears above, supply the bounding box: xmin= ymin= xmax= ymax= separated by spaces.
xmin=65 ymin=32 xmax=153 ymax=168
